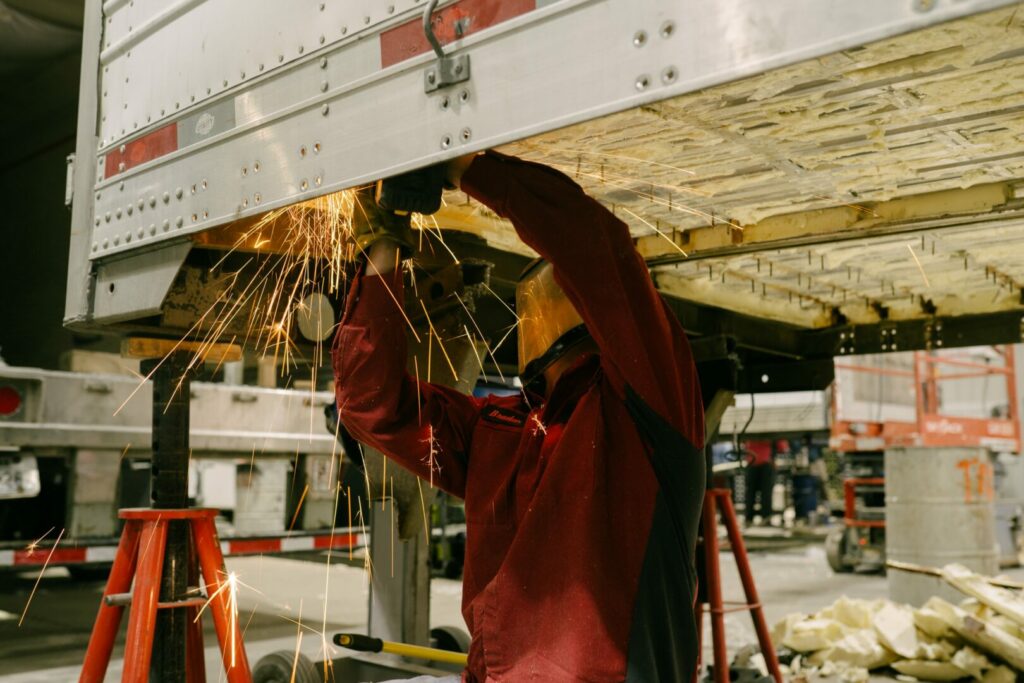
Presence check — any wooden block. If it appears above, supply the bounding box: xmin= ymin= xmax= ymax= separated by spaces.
xmin=121 ymin=337 xmax=243 ymax=364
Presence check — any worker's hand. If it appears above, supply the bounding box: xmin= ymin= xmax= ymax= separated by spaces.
xmin=445 ymin=153 xmax=480 ymax=190
xmin=351 ymin=187 xmax=415 ymax=258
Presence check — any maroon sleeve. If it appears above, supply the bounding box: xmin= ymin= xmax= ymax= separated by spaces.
xmin=460 ymin=152 xmax=704 ymax=446
xmin=331 ymin=268 xmax=481 ymax=497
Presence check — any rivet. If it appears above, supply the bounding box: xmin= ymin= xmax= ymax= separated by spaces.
xmin=102 ymin=239 xmax=109 ymax=248
xmin=240 ymin=71 xmax=245 ymax=79
xmin=191 ymin=184 xmax=196 ymax=194
xmin=95 ymin=217 xmax=101 ymax=227
xmin=913 ymin=0 xmax=936 ymax=11
xmin=223 ymin=79 xmax=229 ymax=87
xmin=427 ymin=71 xmax=437 ymax=85
xmin=258 ymin=64 xmax=264 ymax=72
xmin=202 ymin=179 xmax=208 ymax=189
xmin=162 ymin=219 xmax=170 ymax=231
xmin=278 ymin=54 xmax=284 ymax=62
xmin=118 ymin=162 xmax=126 ymax=172
xmin=461 ymin=127 xmax=472 ymax=142
xmin=660 ymin=21 xmax=675 ymax=38
xmin=191 ymin=213 xmax=198 ymax=222
xmin=176 ymin=216 xmax=183 ymax=228
xmin=242 ymin=198 xmax=249 ymax=208
xmin=126 ymin=205 xmax=133 ymax=216
xmin=119 ymin=181 xmax=125 ymax=191
xmin=313 ymin=142 xmax=321 ymax=154
xmin=440 ymin=96 xmax=450 ymax=110
xmin=254 ymin=192 xmax=261 ymax=204
xmin=115 ymin=208 xmax=122 ymax=218
xmin=203 ymin=210 xmax=208 ymax=219
xmin=149 ymin=224 xmax=156 ymax=235
xmin=138 ymin=198 xmax=145 ymax=210
xmin=113 ymin=235 xmax=120 ymax=245
xmin=661 ymin=66 xmax=677 ymax=84
xmin=125 ymin=231 xmax=131 ymax=242
xmin=633 ymin=30 xmax=647 ymax=47
xmin=321 ymin=80 xmax=329 ymax=92
xmin=137 ymin=227 xmax=144 ymax=238
xmin=341 ymin=26 xmax=348 ymax=35
xmin=163 ymin=192 xmax=170 ymax=203
xmin=388 ymin=5 xmax=394 ymax=13
xmin=299 ymin=146 xmax=307 ymax=157
xmin=635 ymin=74 xmax=650 ymax=91
xmin=190 ymin=95 xmax=195 ymax=102
xmin=175 ymin=187 xmax=183 ymax=199
xmin=459 ymin=90 xmax=470 ymax=103
xmin=92 ymin=242 xmax=98 ymax=252
xmin=315 ymin=175 xmax=322 ymax=186
xmin=300 ymin=179 xmax=309 ymax=191
xmin=319 ymin=35 xmax=325 ymax=44
xmin=321 ymin=104 xmax=330 ymax=116
xmin=320 ymin=57 xmax=328 ymax=69
xmin=105 ymin=212 xmax=111 ymax=222
xmin=454 ymin=62 xmax=464 ymax=75
xmin=298 ymin=45 xmax=305 ymax=54
xmin=242 ymin=166 xmax=248 ymax=176
xmin=319 ymin=2 xmax=325 ymax=9
xmin=119 ymin=144 xmax=126 ymax=153
xmin=253 ymin=162 xmax=260 ymax=173
xmin=440 ymin=135 xmax=452 ymax=149
xmin=364 ymin=16 xmax=370 ymax=24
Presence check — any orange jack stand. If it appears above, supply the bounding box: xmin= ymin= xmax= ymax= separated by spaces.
xmin=696 ymin=489 xmax=783 ymax=683
xmin=79 ymin=508 xmax=252 ymax=683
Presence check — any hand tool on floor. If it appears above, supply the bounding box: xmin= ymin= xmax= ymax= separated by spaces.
xmin=333 ymin=633 xmax=468 ymax=666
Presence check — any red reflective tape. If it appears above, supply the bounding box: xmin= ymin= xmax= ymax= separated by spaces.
xmin=380 ymin=0 xmax=535 ymax=68
xmin=104 ymin=123 xmax=178 ymax=178
xmin=313 ymin=533 xmax=358 ymax=549
xmin=227 ymin=538 xmax=281 ymax=555
xmin=15 ymin=547 xmax=88 ymax=566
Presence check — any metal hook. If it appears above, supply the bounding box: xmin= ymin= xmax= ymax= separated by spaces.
xmin=423 ymin=0 xmax=445 ymax=60
xmin=422 ymin=0 xmax=471 ymax=93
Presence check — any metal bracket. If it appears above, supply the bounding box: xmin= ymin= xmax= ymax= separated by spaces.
xmin=423 ymin=0 xmax=471 ymax=93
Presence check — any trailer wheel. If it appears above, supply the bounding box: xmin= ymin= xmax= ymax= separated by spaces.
xmin=825 ymin=527 xmax=852 ymax=573
xmin=253 ymin=650 xmax=320 ymax=683
xmin=431 ymin=625 xmax=471 ymax=653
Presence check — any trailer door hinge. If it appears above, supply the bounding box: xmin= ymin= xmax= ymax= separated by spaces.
xmin=65 ymin=153 xmax=76 ymax=207
xmin=423 ymin=0 xmax=471 ymax=93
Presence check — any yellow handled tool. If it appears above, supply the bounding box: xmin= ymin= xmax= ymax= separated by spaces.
xmin=333 ymin=633 xmax=469 ymax=666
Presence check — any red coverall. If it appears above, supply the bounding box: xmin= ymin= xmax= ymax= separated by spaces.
xmin=333 ymin=152 xmax=705 ymax=682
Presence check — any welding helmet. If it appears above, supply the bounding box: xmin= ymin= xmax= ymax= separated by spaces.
xmin=516 ymin=260 xmax=588 ymax=384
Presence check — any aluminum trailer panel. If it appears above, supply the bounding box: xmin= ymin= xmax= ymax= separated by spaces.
xmin=67 ymin=0 xmax=1024 ymax=360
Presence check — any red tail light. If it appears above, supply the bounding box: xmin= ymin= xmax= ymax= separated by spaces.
xmin=0 ymin=386 xmax=22 ymax=417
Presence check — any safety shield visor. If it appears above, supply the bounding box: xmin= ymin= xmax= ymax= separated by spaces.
xmin=516 ymin=261 xmax=584 ymax=377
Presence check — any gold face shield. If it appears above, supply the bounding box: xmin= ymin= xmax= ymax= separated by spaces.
xmin=516 ymin=261 xmax=586 ymax=379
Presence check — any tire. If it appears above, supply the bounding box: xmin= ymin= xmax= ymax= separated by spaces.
xmin=431 ymin=625 xmax=471 ymax=654
xmin=67 ymin=564 xmax=112 ymax=582
xmin=253 ymin=651 xmax=320 ymax=683
xmin=825 ymin=527 xmax=851 ymax=573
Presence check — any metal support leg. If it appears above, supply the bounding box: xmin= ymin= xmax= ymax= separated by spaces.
xmin=79 ymin=520 xmax=143 ymax=683
xmin=193 ymin=516 xmax=252 ymax=682
xmin=701 ymin=494 xmax=729 ymax=683
xmin=144 ymin=352 xmax=193 ymax=682
xmin=186 ymin=527 xmax=207 ymax=683
xmin=122 ymin=519 xmax=168 ymax=683
xmin=718 ymin=493 xmax=783 ymax=682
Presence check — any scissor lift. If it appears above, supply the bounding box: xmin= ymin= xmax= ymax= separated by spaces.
xmin=827 ymin=346 xmax=1021 ymax=572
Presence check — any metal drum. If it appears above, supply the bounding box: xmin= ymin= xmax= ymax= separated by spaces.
xmin=886 ymin=447 xmax=999 ymax=606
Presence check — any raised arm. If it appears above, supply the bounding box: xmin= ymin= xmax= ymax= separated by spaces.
xmin=458 ymin=152 xmax=703 ymax=445
xmin=332 ymin=249 xmax=480 ymax=497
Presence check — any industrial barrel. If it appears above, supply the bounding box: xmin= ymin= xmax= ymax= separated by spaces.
xmin=885 ymin=447 xmax=999 ymax=606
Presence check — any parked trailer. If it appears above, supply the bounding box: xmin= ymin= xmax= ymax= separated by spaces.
xmin=0 ymin=361 xmax=359 ymax=572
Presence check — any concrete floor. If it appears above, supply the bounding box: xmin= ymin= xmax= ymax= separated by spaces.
xmin=0 ymin=543 xmax=1019 ymax=681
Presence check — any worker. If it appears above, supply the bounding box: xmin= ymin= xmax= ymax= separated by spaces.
xmin=743 ymin=439 xmax=775 ymax=526
xmin=333 ymin=151 xmax=705 ymax=681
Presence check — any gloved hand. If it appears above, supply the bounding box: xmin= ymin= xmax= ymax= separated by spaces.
xmin=376 ymin=164 xmax=449 ymax=215
xmin=350 ymin=186 xmax=416 ymax=257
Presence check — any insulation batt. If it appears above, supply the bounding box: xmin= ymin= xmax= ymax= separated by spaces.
xmin=773 ymin=564 xmax=1024 ymax=680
